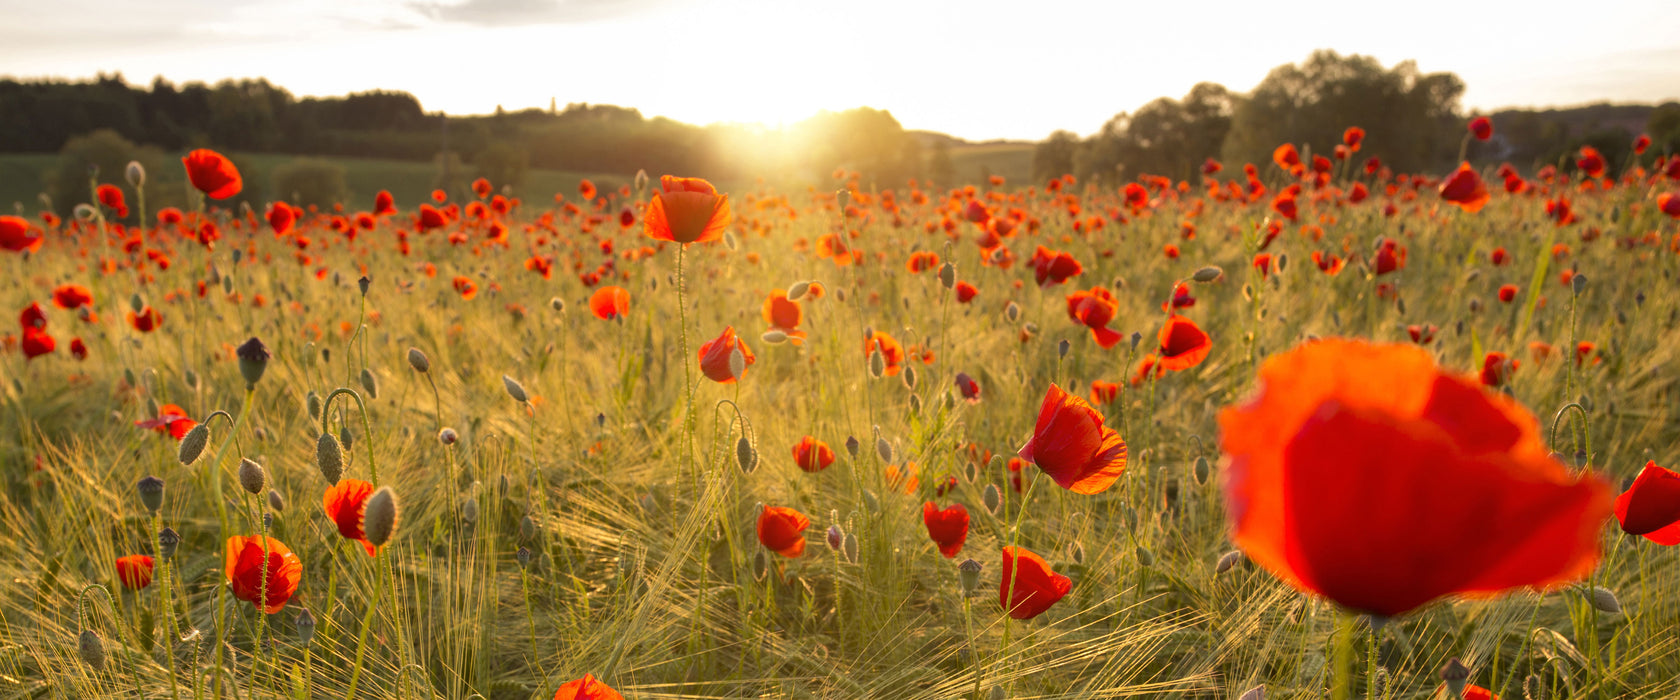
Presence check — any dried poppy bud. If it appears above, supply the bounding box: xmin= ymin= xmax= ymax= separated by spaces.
xmin=158 ymin=527 xmax=180 ymax=561
xmin=958 ymin=558 xmax=982 ymax=592
xmin=407 ymin=348 xmax=430 ymax=373
xmin=1215 ymin=550 xmax=1244 ymax=574
xmin=267 ymin=489 xmax=285 ymax=513
xmin=125 ymin=161 xmax=145 ymax=188
xmin=137 ymin=475 xmax=165 ymax=513
xmin=786 ymin=281 xmax=811 ymax=301
xmin=362 ymin=486 xmax=399 ymax=548
xmin=295 ymin=608 xmax=316 ymax=646
xmin=982 ymin=484 xmax=1001 ymax=514
xmin=315 ymin=432 xmax=345 ymax=484
xmin=735 ymin=436 xmax=757 ymax=474
xmin=502 ymin=375 xmax=529 ymax=403
xmin=237 ymin=458 xmax=266 ymax=495
xmin=761 ymin=329 xmax=788 ymax=345
xmin=236 ymin=337 xmax=270 ymax=388
xmin=359 ymin=368 xmax=379 ymax=400
xmin=439 ymin=427 xmax=458 ymax=446
xmin=78 ymin=629 xmax=105 ymax=670
xmin=1589 ymin=586 xmax=1620 ymax=614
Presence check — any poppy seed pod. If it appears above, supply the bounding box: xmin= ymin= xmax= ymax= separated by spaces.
xmin=1192 ymin=266 xmax=1223 ymax=283
xmin=502 ymin=375 xmax=529 ymax=403
xmin=236 ymin=337 xmax=270 ymax=388
xmin=125 ymin=161 xmax=145 ymax=188
xmin=438 ymin=427 xmax=458 ymax=446
xmin=137 ymin=475 xmax=165 ymax=513
xmin=158 ymin=526 xmax=180 ymax=561
xmin=357 ymin=276 xmax=370 ymax=296
xmin=958 ymin=558 xmax=982 ymax=592
xmin=295 ymin=608 xmax=316 ymax=646
xmin=735 ymin=436 xmax=757 ymax=474
xmin=407 ymin=348 xmax=430 ymax=373
xmin=938 ymin=262 xmax=956 ymax=289
xmin=362 ymin=486 xmax=399 ymax=548
xmin=1215 ymin=550 xmax=1244 ymax=574
xmin=315 ymin=432 xmax=345 ymax=484
xmin=238 ymin=458 xmax=266 ymax=495
xmin=78 ymin=629 xmax=105 ymax=670
xmin=359 ymin=368 xmax=379 ymax=400
xmin=786 ymin=281 xmax=811 ymax=301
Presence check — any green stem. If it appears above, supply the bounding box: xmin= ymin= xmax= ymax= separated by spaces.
xmin=343 ymin=549 xmax=385 ymax=700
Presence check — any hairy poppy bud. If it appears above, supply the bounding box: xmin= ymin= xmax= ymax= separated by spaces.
xmin=845 ymin=435 xmax=859 ymax=458
xmin=502 ymin=375 xmax=528 ymax=403
xmin=315 ymin=433 xmax=345 ymax=484
xmin=125 ymin=161 xmax=145 ymax=188
xmin=909 ymin=394 xmax=922 ymax=414
xmin=460 ymin=498 xmax=478 ymax=524
xmin=752 ymin=549 xmax=768 ymax=581
xmin=517 ymin=546 xmax=531 ymax=570
xmin=1069 ymin=540 xmax=1085 ymax=565
xmin=78 ymin=629 xmax=105 ymax=670
xmin=340 ymin=426 xmax=354 ymax=452
xmin=137 ymin=475 xmax=165 ymax=513
xmin=295 ymin=608 xmax=316 ymax=646
xmin=842 ymin=532 xmax=859 ymax=563
xmin=735 ymin=436 xmax=757 ymax=474
xmin=1191 ymin=266 xmax=1223 ymax=283
xmin=306 ymin=392 xmax=322 ymax=420
xmin=236 ymin=337 xmax=270 ymax=388
xmin=359 ymin=368 xmax=379 ymax=400
xmin=761 ymin=329 xmax=788 ymax=345
xmin=938 ymin=262 xmax=956 ymax=289
xmin=1237 ymin=686 xmax=1264 ymax=700
xmin=238 ymin=458 xmax=265 ymax=495
xmin=1216 ymin=550 xmax=1244 ymax=574
xmin=868 ymin=349 xmax=885 ymax=378
xmin=407 ymin=348 xmax=429 ymax=373
xmin=362 ymin=486 xmax=399 ymax=548
xmin=875 ymin=436 xmax=893 ymax=464
xmin=1193 ymin=456 xmax=1211 ymax=486
xmin=158 ymin=527 xmax=180 ymax=561
xmin=963 ymin=461 xmax=979 ymax=483
xmin=75 ymin=203 xmax=96 ymax=222
xmin=634 ymin=169 xmax=649 ymax=192
xmin=520 ymin=514 xmax=537 ymax=543
xmin=862 ymin=490 xmax=880 ymax=514
xmin=1004 ymin=301 xmax=1020 ymax=323
xmin=826 ymin=524 xmax=843 ymax=551
xmin=1135 ymin=545 xmax=1154 ymax=567
xmin=902 ymin=363 xmax=917 ymax=390
xmin=982 ymin=484 xmax=1001 ymax=514
xmin=729 ymin=347 xmax=746 ymax=380
xmin=549 ymin=297 xmax=565 ymax=313
xmin=786 ymin=281 xmax=811 ymax=301
xmin=267 ymin=489 xmax=285 ymax=513
xmin=1589 ymin=586 xmax=1620 ymax=614
xmin=439 ymin=427 xmax=458 ymax=446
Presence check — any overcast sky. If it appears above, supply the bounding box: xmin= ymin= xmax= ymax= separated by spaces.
xmin=3 ymin=0 xmax=1678 ymax=141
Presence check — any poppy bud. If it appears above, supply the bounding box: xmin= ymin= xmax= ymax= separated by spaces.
xmin=989 ymin=686 xmax=1005 ymax=700
xmin=875 ymin=436 xmax=893 ymax=464
xmin=596 ymin=413 xmax=607 ymax=429
xmin=315 ymin=432 xmax=345 ymax=484
xmin=842 ymin=532 xmax=859 ymax=563
xmin=826 ymin=524 xmax=843 ymax=551
xmin=306 ymin=392 xmax=322 ymax=420
xmin=735 ymin=435 xmax=757 ymax=474
xmin=461 ymin=498 xmax=479 ymax=524
xmin=362 ymin=486 xmax=399 ymax=548
xmin=1004 ymin=302 xmax=1020 ymax=323
xmin=267 ymin=489 xmax=285 ymax=513
xmin=1058 ymin=339 xmax=1070 ymax=359
xmin=1193 ymin=456 xmax=1211 ymax=486
xmin=1440 ymin=658 xmax=1470 ymax=699
xmin=231 ymin=248 xmax=244 ymax=265
xmin=137 ymin=475 xmax=165 ymax=513
xmin=728 ymin=347 xmax=746 ymax=380
xmin=1135 ymin=545 xmax=1154 ymax=567
xmin=75 ymin=203 xmax=96 ymax=222
xmin=1241 ymin=284 xmax=1253 ymax=302
xmin=1589 ymin=586 xmax=1620 ymax=614
xmin=183 ymin=368 xmax=199 ymax=390
xmin=963 ymin=461 xmax=979 ymax=483
xmin=1275 ymin=253 xmax=1289 ymax=274
xmin=222 ymin=276 xmax=235 ymax=295
xmin=502 ymin=375 xmax=529 ymax=403
xmin=1237 ymin=686 xmax=1264 ymax=700
xmin=549 ymin=297 xmax=566 ymax=313
xmin=787 ymin=281 xmax=811 ymax=301
xmin=1122 ymin=504 xmax=1138 ymax=531
xmin=862 ymin=490 xmax=880 ymax=514
xmin=1069 ymin=540 xmax=1085 ymax=565
xmin=407 ymin=348 xmax=430 ymax=373
xmin=359 ymin=368 xmax=379 ymax=400
xmin=78 ymin=629 xmax=105 ymax=670
xmin=1524 ymin=675 xmax=1545 ymax=700
xmin=902 ymin=363 xmax=918 ymax=390
xmin=146 ymin=397 xmax=160 ymax=419
xmin=238 ymin=458 xmax=266 ymax=495
xmin=1192 ymin=266 xmax=1223 ymax=283
xmin=1468 ymin=298 xmax=1482 ymax=313
xmin=517 ymin=546 xmax=531 ymax=570
xmin=868 ymin=349 xmax=885 ymax=378
xmin=439 ymin=427 xmax=458 ymax=446
xmin=634 ymin=169 xmax=649 ymax=192
xmin=340 ymin=426 xmax=354 ymax=452
xmin=158 ymin=526 xmax=180 ymax=561
xmin=1215 ymin=550 xmax=1243 ymax=574
xmin=1130 ymin=332 xmax=1143 ymax=351
xmin=958 ymin=558 xmax=982 ymax=592
xmin=909 ymin=394 xmax=922 ymax=414
xmin=761 ymin=329 xmax=788 ymax=344
xmin=125 ymin=161 xmax=145 ymax=188
xmin=1571 ymin=273 xmax=1587 ymax=296
xmin=516 ymin=515 xmax=536 ymax=543
xmin=357 ymin=276 xmax=371 ymax=296
xmin=295 ymin=608 xmax=316 ymax=647
xmin=982 ymin=484 xmax=1001 ymax=514
xmin=938 ymin=262 xmax=956 ymax=289
xmin=723 ymin=231 xmax=738 ymax=251
xmin=752 ymin=549 xmax=768 ymax=581
xmin=235 ymin=337 xmax=271 ymax=388
xmin=263 ymin=512 xmax=274 ymax=530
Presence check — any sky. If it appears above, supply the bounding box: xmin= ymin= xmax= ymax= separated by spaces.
xmin=3 ymin=0 xmax=1679 ymax=142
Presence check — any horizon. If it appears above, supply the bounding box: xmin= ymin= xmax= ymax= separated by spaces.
xmin=3 ymin=0 xmax=1678 ymax=142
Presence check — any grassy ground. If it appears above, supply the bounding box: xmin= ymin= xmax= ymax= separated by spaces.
xmin=0 ymin=155 xmax=1676 ymax=700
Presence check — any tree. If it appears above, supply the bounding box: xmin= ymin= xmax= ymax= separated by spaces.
xmin=45 ymin=128 xmax=182 ymax=220
xmin=1076 ymin=82 xmax=1232 ymax=185
xmin=475 ymin=141 xmax=529 ymax=194
xmin=272 ymin=158 xmax=349 ymax=209
xmin=927 ymin=140 xmax=955 ymax=187
xmin=1033 ymin=130 xmax=1080 ymax=184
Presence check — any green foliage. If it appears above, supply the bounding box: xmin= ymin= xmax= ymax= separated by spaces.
xmin=44 ymin=128 xmax=183 ymax=220
xmin=271 ymin=157 xmax=350 ymax=209
xmin=1080 ymin=82 xmax=1233 ymax=184
xmin=1032 ymin=130 xmax=1080 ymax=184
xmin=474 ymin=141 xmax=529 ymax=194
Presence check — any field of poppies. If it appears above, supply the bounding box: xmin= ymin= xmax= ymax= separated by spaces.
xmin=1 ymin=119 xmax=1679 ymax=700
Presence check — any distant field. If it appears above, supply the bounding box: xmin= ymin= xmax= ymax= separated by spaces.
xmin=949 ymin=143 xmax=1035 ymax=185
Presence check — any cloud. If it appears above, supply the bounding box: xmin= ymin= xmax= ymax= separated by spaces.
xmin=408 ymin=0 xmax=671 ymax=26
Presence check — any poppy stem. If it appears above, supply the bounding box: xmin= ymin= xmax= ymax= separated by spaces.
xmin=342 ymin=548 xmax=384 ymax=700
xmin=676 ymin=243 xmax=696 ymax=481
xmin=1331 ymin=611 xmax=1355 ymax=700
xmin=155 ymin=513 xmax=182 ymax=700
xmin=320 ymin=388 xmax=377 ymax=485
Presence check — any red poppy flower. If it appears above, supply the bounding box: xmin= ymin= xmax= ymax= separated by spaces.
xmin=792 ymin=436 xmax=835 ymax=472
xmin=757 ymin=505 xmax=810 ymax=557
xmin=267 ymin=202 xmax=296 ymax=236
xmin=954 ymin=281 xmax=979 ymax=303
xmin=553 ymin=673 xmax=623 ymax=700
xmin=922 ymin=502 xmax=969 ymax=558
xmin=698 ymin=326 xmax=754 ymax=383
xmin=1311 ymin=251 xmax=1345 ymax=276
xmin=618 ymin=206 xmax=635 ymax=228
xmin=1348 ymin=182 xmax=1369 ymax=204
xmin=644 ymin=176 xmax=731 ymax=245
xmin=1576 ymin=146 xmax=1605 ymax=178
xmin=374 ymin=190 xmax=395 ymax=215
xmin=418 ymin=204 xmax=448 ymax=231
xmin=906 ymin=250 xmax=940 ymax=273
xmin=1613 ymin=461 xmax=1680 ymax=544
xmin=1545 ymin=197 xmax=1577 ymax=226
xmin=1439 ymin=163 xmax=1489 ymax=213
xmin=324 ymin=479 xmax=377 ymax=555
xmin=182 ymin=149 xmax=243 ymax=199
xmin=1372 ymin=239 xmax=1406 ymax=275
xmin=116 ymin=555 xmax=154 ymax=590
xmin=471 ymin=178 xmax=492 ymax=199
xmin=1065 ymin=286 xmax=1122 ymax=349
xmin=1497 ymin=284 xmax=1518 ymax=303
xmin=0 ymin=215 xmax=43 ymax=253
xmin=452 ymin=276 xmax=478 ymax=300
xmin=1658 ymin=193 xmax=1680 ymax=219
xmin=1407 ymin=324 xmax=1437 ymax=344
xmin=1219 ymin=339 xmax=1612 ymax=617
xmin=96 ymin=184 xmax=127 ymax=216
xmin=1343 ymin=127 xmax=1365 ymax=151
xmin=431 ymin=189 xmax=447 ymax=203
xmin=121 ymin=305 xmax=161 ymax=333
xmin=135 ymin=403 xmax=198 ymax=440
xmin=1272 ymin=143 xmax=1301 ymax=172
xmin=224 ymin=536 xmax=302 ymax=614
xmin=1489 ymin=248 xmax=1509 ymax=266
xmin=1090 ymin=380 xmax=1119 ymax=404
xmin=1270 ymin=193 xmax=1298 ymax=221
xmin=1157 ymin=315 xmax=1211 ymax=372
xmin=1634 ymin=134 xmax=1651 ymax=155
xmin=1480 ymin=352 xmax=1518 ymax=387
xmin=1018 ymin=383 xmax=1127 ymax=494
xmin=578 ymin=179 xmax=597 ymax=202
xmin=1028 ymin=246 xmax=1082 ymax=288
xmin=52 ymin=284 xmax=93 ymax=310
xmin=1468 ymin=116 xmax=1493 ymax=141
xmin=70 ymin=337 xmax=87 ymax=360
xmin=963 ymin=198 xmax=990 ymax=224
xmin=955 ymin=372 xmax=981 ymax=402
xmin=20 ymin=327 xmax=54 ymax=359
xmin=999 ymin=546 xmax=1070 ymax=620
xmin=590 ymin=286 xmax=631 ymax=320
xmin=863 ymin=330 xmax=905 ymax=376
